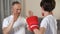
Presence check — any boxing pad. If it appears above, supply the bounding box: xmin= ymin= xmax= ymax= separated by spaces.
xmin=26 ymin=16 xmax=39 ymax=31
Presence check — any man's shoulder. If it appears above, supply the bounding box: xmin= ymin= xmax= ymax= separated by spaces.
xmin=4 ymin=15 xmax=12 ymax=21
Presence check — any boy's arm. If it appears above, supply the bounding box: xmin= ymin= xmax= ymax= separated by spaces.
xmin=33 ymin=18 xmax=48 ymax=34
xmin=33 ymin=27 xmax=46 ymax=34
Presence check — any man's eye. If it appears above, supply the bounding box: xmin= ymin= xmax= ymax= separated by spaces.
xmin=17 ymin=9 xmax=21 ymax=10
xmin=17 ymin=9 xmax=19 ymax=10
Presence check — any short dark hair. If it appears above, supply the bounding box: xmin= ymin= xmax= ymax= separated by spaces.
xmin=40 ymin=0 xmax=56 ymax=12
xmin=12 ymin=1 xmax=21 ymax=6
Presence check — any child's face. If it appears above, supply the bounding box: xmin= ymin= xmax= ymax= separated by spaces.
xmin=41 ymin=7 xmax=53 ymax=17
xmin=41 ymin=7 xmax=45 ymax=16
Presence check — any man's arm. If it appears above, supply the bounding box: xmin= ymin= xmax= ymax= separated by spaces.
xmin=33 ymin=27 xmax=46 ymax=34
xmin=2 ymin=21 xmax=14 ymax=34
xmin=2 ymin=15 xmax=18 ymax=34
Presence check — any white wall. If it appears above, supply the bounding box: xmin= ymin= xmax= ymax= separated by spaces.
xmin=53 ymin=0 xmax=60 ymax=19
xmin=25 ymin=0 xmax=60 ymax=19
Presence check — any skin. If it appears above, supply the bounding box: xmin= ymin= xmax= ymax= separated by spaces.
xmin=28 ymin=10 xmax=33 ymax=17
xmin=2 ymin=4 xmax=21 ymax=34
xmin=26 ymin=10 xmax=33 ymax=18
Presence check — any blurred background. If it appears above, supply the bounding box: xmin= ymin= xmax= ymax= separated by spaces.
xmin=0 ymin=0 xmax=60 ymax=34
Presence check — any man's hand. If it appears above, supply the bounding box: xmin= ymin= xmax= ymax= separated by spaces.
xmin=28 ymin=10 xmax=33 ymax=17
xmin=26 ymin=10 xmax=33 ymax=17
xmin=13 ymin=14 xmax=19 ymax=22
xmin=3 ymin=15 xmax=19 ymax=34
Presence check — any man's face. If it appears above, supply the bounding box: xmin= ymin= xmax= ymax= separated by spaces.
xmin=12 ymin=4 xmax=21 ymax=15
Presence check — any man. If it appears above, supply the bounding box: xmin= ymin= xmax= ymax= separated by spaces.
xmin=26 ymin=0 xmax=57 ymax=34
xmin=2 ymin=1 xmax=26 ymax=34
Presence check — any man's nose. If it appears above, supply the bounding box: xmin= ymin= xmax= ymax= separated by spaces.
xmin=17 ymin=10 xmax=20 ymax=13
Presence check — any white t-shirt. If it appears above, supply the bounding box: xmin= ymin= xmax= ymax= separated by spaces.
xmin=2 ymin=15 xmax=27 ymax=34
xmin=40 ymin=15 xmax=57 ymax=34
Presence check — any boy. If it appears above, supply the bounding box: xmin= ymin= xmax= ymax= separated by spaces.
xmin=26 ymin=0 xmax=57 ymax=34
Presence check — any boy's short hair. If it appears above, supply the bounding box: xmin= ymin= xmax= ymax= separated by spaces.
xmin=40 ymin=0 xmax=56 ymax=12
xmin=12 ymin=1 xmax=21 ymax=6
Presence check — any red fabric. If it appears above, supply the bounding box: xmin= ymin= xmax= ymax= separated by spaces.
xmin=26 ymin=16 xmax=39 ymax=31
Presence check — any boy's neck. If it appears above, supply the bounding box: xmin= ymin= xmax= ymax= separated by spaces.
xmin=44 ymin=12 xmax=53 ymax=17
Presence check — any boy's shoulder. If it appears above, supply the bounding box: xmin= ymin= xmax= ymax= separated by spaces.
xmin=44 ymin=15 xmax=53 ymax=19
xmin=42 ymin=15 xmax=54 ymax=22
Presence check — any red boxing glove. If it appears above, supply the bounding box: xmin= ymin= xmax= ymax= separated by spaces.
xmin=26 ymin=16 xmax=39 ymax=32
